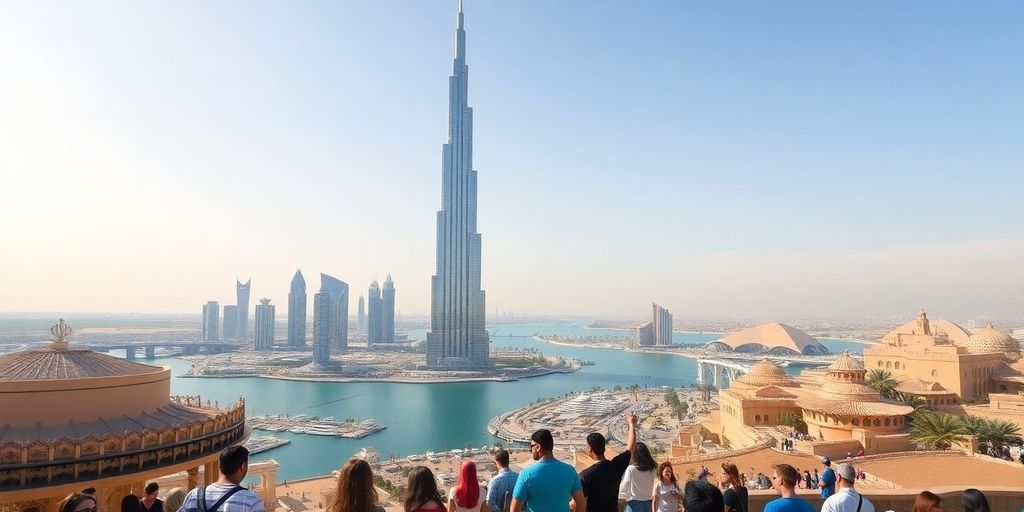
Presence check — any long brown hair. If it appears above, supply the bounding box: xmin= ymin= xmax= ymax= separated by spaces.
xmin=721 ymin=462 xmax=743 ymax=489
xmin=57 ymin=493 xmax=97 ymax=512
xmin=657 ymin=461 xmax=677 ymax=485
xmin=329 ymin=458 xmax=379 ymax=512
xmin=404 ymin=466 xmax=444 ymax=512
xmin=912 ymin=491 xmax=942 ymax=512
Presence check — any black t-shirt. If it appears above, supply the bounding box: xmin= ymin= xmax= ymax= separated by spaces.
xmin=579 ymin=451 xmax=631 ymax=512
xmin=141 ymin=499 xmax=163 ymax=512
xmin=723 ymin=486 xmax=748 ymax=512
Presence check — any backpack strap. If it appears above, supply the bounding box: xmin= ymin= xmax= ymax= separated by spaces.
xmin=856 ymin=493 xmax=863 ymax=512
xmin=206 ymin=486 xmax=244 ymax=512
xmin=197 ymin=485 xmax=207 ymax=512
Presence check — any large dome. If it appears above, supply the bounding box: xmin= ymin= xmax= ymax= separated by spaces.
xmin=828 ymin=351 xmax=865 ymax=372
xmin=736 ymin=359 xmax=795 ymax=387
xmin=967 ymin=325 xmax=1020 ymax=358
xmin=711 ymin=323 xmax=829 ymax=355
xmin=0 ymin=347 xmax=163 ymax=381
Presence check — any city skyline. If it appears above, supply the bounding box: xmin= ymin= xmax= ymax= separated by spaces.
xmin=2 ymin=1 xmax=1022 ymax=319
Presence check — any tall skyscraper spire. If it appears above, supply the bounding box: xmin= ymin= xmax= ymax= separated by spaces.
xmin=427 ymin=1 xmax=489 ymax=369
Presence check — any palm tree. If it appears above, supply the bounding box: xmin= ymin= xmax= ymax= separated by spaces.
xmin=909 ymin=411 xmax=968 ymax=450
xmin=894 ymin=391 xmax=928 ymax=414
xmin=961 ymin=416 xmax=1023 ymax=448
xmin=866 ymin=369 xmax=899 ymax=399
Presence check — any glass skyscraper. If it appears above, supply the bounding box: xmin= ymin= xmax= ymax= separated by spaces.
xmin=287 ymin=270 xmax=307 ymax=348
xmin=236 ymin=279 xmax=251 ymax=338
xmin=427 ymin=1 xmax=489 ymax=369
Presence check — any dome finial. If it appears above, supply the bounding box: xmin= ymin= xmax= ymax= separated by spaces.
xmin=49 ymin=318 xmax=73 ymax=351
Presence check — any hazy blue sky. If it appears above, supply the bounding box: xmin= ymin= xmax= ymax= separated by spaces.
xmin=2 ymin=1 xmax=1022 ymax=319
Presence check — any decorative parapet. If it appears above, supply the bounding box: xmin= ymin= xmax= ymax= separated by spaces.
xmin=0 ymin=398 xmax=247 ymax=491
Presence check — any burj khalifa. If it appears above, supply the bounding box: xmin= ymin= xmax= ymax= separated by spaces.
xmin=426 ymin=1 xmax=490 ymax=369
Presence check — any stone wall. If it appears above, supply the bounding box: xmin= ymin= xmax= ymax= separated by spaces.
xmin=746 ymin=487 xmax=1024 ymax=512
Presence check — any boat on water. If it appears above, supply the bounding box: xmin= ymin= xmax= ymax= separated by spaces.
xmin=244 ymin=435 xmax=291 ymax=455
xmin=499 ymin=374 xmax=518 ymax=382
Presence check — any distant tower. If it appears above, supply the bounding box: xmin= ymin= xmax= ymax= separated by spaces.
xmin=312 ymin=284 xmax=335 ymax=365
xmin=236 ymin=279 xmax=251 ymax=338
xmin=287 ymin=270 xmax=307 ymax=348
xmin=367 ymin=281 xmax=383 ymax=345
xmin=382 ymin=275 xmax=396 ymax=343
xmin=653 ymin=303 xmax=673 ymax=346
xmin=254 ymin=298 xmax=275 ymax=351
xmin=637 ymin=322 xmax=655 ymax=347
xmin=202 ymin=301 xmax=219 ymax=341
xmin=357 ymin=295 xmax=366 ymax=334
xmin=320 ymin=274 xmax=349 ymax=349
xmin=427 ymin=1 xmax=489 ymax=368
xmin=223 ymin=305 xmax=238 ymax=339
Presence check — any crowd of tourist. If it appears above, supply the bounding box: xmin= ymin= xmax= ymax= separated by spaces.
xmin=53 ymin=419 xmax=1013 ymax=512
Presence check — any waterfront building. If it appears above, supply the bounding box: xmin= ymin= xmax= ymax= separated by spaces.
xmin=254 ymin=298 xmax=275 ymax=351
xmin=236 ymin=279 xmax=251 ymax=338
xmin=312 ymin=284 xmax=335 ymax=365
xmin=320 ymin=273 xmax=349 ymax=349
xmin=863 ymin=309 xmax=1023 ymax=401
xmin=653 ymin=303 xmax=673 ymax=346
xmin=223 ymin=305 xmax=238 ymax=339
xmin=382 ymin=275 xmax=395 ymax=343
xmin=636 ymin=322 xmax=655 ymax=347
xmin=357 ymin=295 xmax=366 ymax=334
xmin=426 ymin=1 xmax=490 ymax=369
xmin=367 ymin=281 xmax=383 ymax=345
xmin=202 ymin=301 xmax=219 ymax=341
xmin=0 ymin=320 xmax=248 ymax=512
xmin=707 ymin=322 xmax=829 ymax=355
xmin=287 ymin=269 xmax=307 ymax=348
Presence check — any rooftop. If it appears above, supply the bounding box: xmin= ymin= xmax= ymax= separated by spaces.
xmin=713 ymin=323 xmax=829 ymax=355
xmin=0 ymin=348 xmax=164 ymax=381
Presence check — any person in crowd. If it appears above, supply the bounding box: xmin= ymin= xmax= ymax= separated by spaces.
xmin=961 ymin=489 xmax=991 ymax=512
xmin=720 ymin=462 xmax=748 ymax=512
xmin=179 ymin=446 xmax=265 ymax=512
xmin=811 ymin=469 xmax=819 ymax=489
xmin=449 ymin=460 xmax=488 ymax=512
xmin=821 ymin=463 xmax=874 ymax=512
xmin=80 ymin=488 xmax=97 ymax=497
xmin=681 ymin=479 xmax=722 ymax=512
xmin=510 ymin=429 xmax=586 ymax=512
xmin=328 ymin=458 xmax=384 ymax=512
xmin=819 ymin=458 xmax=836 ymax=500
xmin=911 ymin=491 xmax=942 ymax=512
xmin=618 ymin=442 xmax=657 ymax=512
xmin=57 ymin=492 xmax=98 ymax=512
xmin=763 ymin=464 xmax=814 ymax=512
xmin=141 ymin=482 xmax=163 ymax=512
xmin=802 ymin=470 xmax=812 ymax=490
xmin=404 ymin=466 xmax=445 ymax=512
xmin=121 ymin=494 xmax=143 ymax=512
xmin=856 ymin=449 xmax=865 ymax=458
xmin=579 ymin=413 xmax=636 ymax=512
xmin=651 ymin=461 xmax=680 ymax=512
xmin=698 ymin=465 xmax=710 ymax=480
xmin=486 ymin=449 xmax=518 ymax=512
xmin=163 ymin=488 xmax=187 ymax=512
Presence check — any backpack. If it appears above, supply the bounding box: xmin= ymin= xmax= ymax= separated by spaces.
xmin=189 ymin=485 xmax=244 ymax=512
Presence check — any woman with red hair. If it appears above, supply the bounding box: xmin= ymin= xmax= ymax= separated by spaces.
xmin=447 ymin=460 xmax=489 ymax=512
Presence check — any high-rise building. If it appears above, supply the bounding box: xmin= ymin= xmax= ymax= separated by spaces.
xmin=287 ymin=270 xmax=307 ymax=348
xmin=382 ymin=275 xmax=395 ymax=343
xmin=236 ymin=279 xmax=251 ymax=338
xmin=653 ymin=303 xmax=673 ymax=346
xmin=357 ymin=295 xmax=366 ymax=334
xmin=637 ymin=322 xmax=655 ymax=347
xmin=223 ymin=305 xmax=238 ymax=339
xmin=427 ymin=2 xmax=489 ymax=369
xmin=320 ymin=274 xmax=349 ymax=349
xmin=202 ymin=301 xmax=219 ymax=341
xmin=254 ymin=298 xmax=275 ymax=351
xmin=367 ymin=281 xmax=383 ymax=345
xmin=312 ymin=284 xmax=335 ymax=365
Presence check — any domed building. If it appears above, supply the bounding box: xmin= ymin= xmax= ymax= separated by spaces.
xmin=0 ymin=321 xmax=248 ymax=512
xmin=864 ymin=309 xmax=1024 ymax=400
xmin=708 ymin=323 xmax=829 ymax=356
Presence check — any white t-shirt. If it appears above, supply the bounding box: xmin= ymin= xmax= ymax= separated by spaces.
xmin=821 ymin=488 xmax=875 ymax=512
xmin=448 ymin=485 xmax=487 ymax=512
xmin=653 ymin=482 xmax=681 ymax=512
xmin=178 ymin=483 xmax=264 ymax=512
xmin=618 ymin=466 xmax=656 ymax=501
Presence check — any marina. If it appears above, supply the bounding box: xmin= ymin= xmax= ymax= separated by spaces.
xmin=244 ymin=435 xmax=291 ymax=455
xmin=249 ymin=414 xmax=387 ymax=439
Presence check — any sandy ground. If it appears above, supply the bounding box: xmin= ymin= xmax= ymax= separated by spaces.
xmin=669 ymin=448 xmax=829 ymax=489
xmin=856 ymin=453 xmax=1024 ymax=488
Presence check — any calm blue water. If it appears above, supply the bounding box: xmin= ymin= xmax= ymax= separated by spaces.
xmin=155 ymin=321 xmax=862 ymax=481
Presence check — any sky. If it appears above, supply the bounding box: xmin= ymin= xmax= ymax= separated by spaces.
xmin=1 ymin=1 xmax=1022 ymax=320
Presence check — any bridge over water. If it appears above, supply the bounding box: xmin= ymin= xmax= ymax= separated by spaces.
xmin=80 ymin=341 xmax=244 ymax=360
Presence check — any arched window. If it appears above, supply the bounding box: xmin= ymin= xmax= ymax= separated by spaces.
xmin=852 ymin=419 xmax=860 ymax=426
xmin=931 ymin=369 xmax=938 ymax=377
xmin=886 ymin=361 xmax=892 ymax=369
xmin=755 ymin=415 xmax=761 ymax=423
xmin=884 ymin=418 xmax=891 ymax=426
xmin=878 ymin=361 xmax=884 ymax=367
xmin=894 ymin=362 xmax=901 ymax=370
xmin=873 ymin=419 xmax=881 ymax=427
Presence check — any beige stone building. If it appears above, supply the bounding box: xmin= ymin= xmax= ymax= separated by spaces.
xmin=0 ymin=321 xmax=248 ymax=512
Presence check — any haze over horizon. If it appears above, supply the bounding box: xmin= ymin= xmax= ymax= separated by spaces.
xmin=2 ymin=1 xmax=1022 ymax=320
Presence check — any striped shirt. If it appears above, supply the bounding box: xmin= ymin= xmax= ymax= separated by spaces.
xmin=178 ymin=483 xmax=264 ymax=512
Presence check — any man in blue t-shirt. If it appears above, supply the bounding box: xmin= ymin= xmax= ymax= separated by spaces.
xmin=763 ymin=464 xmax=815 ymax=512
xmin=511 ymin=429 xmax=586 ymax=512
xmin=819 ymin=457 xmax=836 ymax=500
